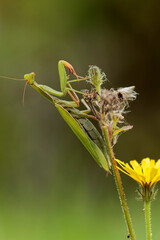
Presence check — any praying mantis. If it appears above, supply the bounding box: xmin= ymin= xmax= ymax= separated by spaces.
xmin=23 ymin=60 xmax=110 ymax=172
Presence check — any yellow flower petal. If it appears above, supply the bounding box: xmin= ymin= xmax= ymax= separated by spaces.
xmin=155 ymin=159 xmax=160 ymax=168
xmin=150 ymin=160 xmax=155 ymax=167
xmin=130 ymin=160 xmax=142 ymax=175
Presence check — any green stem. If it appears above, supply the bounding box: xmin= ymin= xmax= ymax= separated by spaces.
xmin=95 ymin=84 xmax=101 ymax=101
xmin=145 ymin=201 xmax=152 ymax=240
xmin=102 ymin=125 xmax=136 ymax=240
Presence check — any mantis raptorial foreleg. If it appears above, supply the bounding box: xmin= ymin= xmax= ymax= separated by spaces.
xmin=24 ymin=60 xmax=93 ymax=114
xmin=24 ymin=71 xmax=98 ymax=120
xmin=33 ymin=60 xmax=88 ymax=107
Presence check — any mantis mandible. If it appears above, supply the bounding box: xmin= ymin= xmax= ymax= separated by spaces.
xmin=1 ymin=60 xmax=110 ymax=172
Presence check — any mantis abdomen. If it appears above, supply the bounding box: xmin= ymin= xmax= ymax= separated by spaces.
xmin=78 ymin=118 xmax=111 ymax=168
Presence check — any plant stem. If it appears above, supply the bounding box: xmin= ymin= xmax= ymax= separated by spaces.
xmin=145 ymin=201 xmax=152 ymax=240
xmin=102 ymin=125 xmax=136 ymax=240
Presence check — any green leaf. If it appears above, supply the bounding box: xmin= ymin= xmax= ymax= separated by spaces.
xmin=113 ymin=125 xmax=133 ymax=136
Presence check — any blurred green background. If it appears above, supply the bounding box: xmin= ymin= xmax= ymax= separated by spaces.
xmin=0 ymin=0 xmax=160 ymax=239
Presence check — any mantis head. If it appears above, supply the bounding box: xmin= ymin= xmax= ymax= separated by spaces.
xmin=24 ymin=72 xmax=35 ymax=85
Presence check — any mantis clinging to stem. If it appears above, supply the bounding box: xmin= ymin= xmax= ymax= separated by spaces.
xmin=0 ymin=60 xmax=110 ymax=172
xmin=1 ymin=60 xmax=138 ymax=239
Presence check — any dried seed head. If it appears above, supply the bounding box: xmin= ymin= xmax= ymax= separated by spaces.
xmin=117 ymin=86 xmax=137 ymax=102
xmin=98 ymin=89 xmax=124 ymax=124
xmin=98 ymin=87 xmax=137 ymax=125
xmin=82 ymin=67 xmax=137 ymax=144
xmin=82 ymin=89 xmax=99 ymax=103
xmin=99 ymin=89 xmax=121 ymax=113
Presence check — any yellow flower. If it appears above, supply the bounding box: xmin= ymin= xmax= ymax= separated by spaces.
xmin=116 ymin=158 xmax=160 ymax=189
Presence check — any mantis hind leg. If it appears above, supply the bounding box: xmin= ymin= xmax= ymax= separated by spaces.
xmin=67 ymin=83 xmax=80 ymax=107
xmin=81 ymin=99 xmax=91 ymax=114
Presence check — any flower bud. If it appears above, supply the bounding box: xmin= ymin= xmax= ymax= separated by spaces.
xmin=88 ymin=66 xmax=106 ymax=95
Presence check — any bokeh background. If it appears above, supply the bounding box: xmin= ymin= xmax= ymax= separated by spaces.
xmin=0 ymin=0 xmax=160 ymax=239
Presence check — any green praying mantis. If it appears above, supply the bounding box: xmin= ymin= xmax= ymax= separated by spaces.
xmin=24 ymin=61 xmax=111 ymax=172
xmin=1 ymin=60 xmax=110 ymax=172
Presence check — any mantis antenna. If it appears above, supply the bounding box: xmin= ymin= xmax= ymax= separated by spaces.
xmin=22 ymin=82 xmax=28 ymax=105
xmin=0 ymin=75 xmax=26 ymax=104
xmin=0 ymin=75 xmax=25 ymax=81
